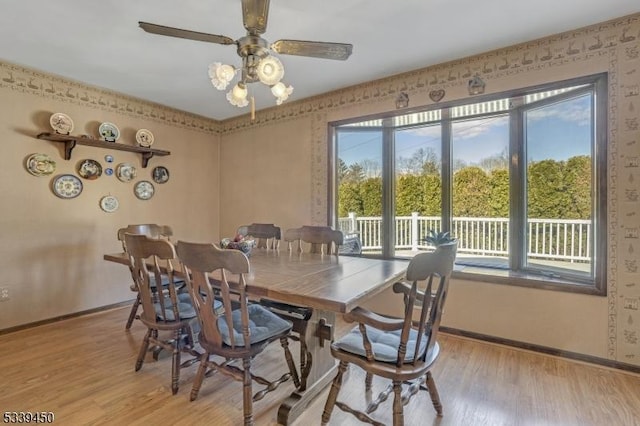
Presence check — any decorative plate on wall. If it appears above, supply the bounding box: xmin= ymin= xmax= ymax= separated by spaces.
xmin=134 ymin=180 xmax=155 ymax=200
xmin=152 ymin=166 xmax=169 ymax=184
xmin=26 ymin=153 xmax=56 ymax=177
xmin=116 ymin=163 xmax=137 ymax=182
xmin=135 ymin=129 xmax=154 ymax=147
xmin=77 ymin=159 xmax=103 ymax=180
xmin=52 ymin=174 xmax=83 ymax=199
xmin=49 ymin=113 xmax=74 ymax=135
xmin=99 ymin=122 xmax=120 ymax=142
xmin=99 ymin=195 xmax=119 ymax=213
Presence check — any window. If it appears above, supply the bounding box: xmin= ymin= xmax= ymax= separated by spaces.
xmin=332 ymin=74 xmax=607 ymax=294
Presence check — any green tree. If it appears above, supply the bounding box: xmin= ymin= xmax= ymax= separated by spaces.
xmin=527 ymin=159 xmax=567 ymax=219
xmin=563 ymin=155 xmax=592 ymax=219
xmin=488 ymin=168 xmax=509 ymax=217
xmin=338 ymin=181 xmax=363 ymax=216
xmin=396 ymin=174 xmax=424 ymax=215
xmin=422 ymin=174 xmax=442 ymax=215
xmin=360 ymin=177 xmax=382 ymax=216
xmin=453 ymin=166 xmax=491 ymax=216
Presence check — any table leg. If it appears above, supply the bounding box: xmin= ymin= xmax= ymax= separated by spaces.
xmin=277 ymin=309 xmax=337 ymax=425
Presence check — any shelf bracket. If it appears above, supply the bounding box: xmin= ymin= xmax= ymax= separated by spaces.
xmin=141 ymin=152 xmax=154 ymax=168
xmin=64 ymin=140 xmax=77 ymax=160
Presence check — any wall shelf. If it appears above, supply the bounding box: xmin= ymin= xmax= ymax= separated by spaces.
xmin=36 ymin=132 xmax=170 ymax=168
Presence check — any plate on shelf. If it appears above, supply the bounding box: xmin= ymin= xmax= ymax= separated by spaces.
xmin=77 ymin=159 xmax=103 ymax=180
xmin=99 ymin=195 xmax=119 ymax=213
xmin=52 ymin=174 xmax=83 ymax=199
xmin=135 ymin=129 xmax=154 ymax=147
xmin=134 ymin=180 xmax=155 ymax=200
xmin=26 ymin=153 xmax=56 ymax=177
xmin=116 ymin=163 xmax=137 ymax=182
xmin=152 ymin=166 xmax=169 ymax=184
xmin=99 ymin=122 xmax=120 ymax=142
xmin=49 ymin=113 xmax=74 ymax=135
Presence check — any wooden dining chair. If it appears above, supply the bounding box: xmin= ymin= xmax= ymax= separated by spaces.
xmin=321 ymin=242 xmax=457 ymax=426
xmin=118 ymin=224 xmax=184 ymax=330
xmin=176 ymin=241 xmax=298 ymax=426
xmin=124 ymin=233 xmax=200 ymax=395
xmin=284 ymin=225 xmax=343 ymax=254
xmin=237 ymin=223 xmax=281 ymax=250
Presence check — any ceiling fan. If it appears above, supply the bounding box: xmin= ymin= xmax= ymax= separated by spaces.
xmin=139 ymin=0 xmax=353 ymax=110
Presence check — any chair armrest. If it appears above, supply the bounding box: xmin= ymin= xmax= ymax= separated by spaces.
xmin=344 ymin=307 xmax=404 ymax=331
xmin=392 ymin=281 xmax=425 ymax=299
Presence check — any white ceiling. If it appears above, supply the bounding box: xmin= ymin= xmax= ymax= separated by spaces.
xmin=1 ymin=1 xmax=638 ymax=121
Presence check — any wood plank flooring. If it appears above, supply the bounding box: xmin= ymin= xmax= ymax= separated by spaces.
xmin=1 ymin=306 xmax=639 ymax=425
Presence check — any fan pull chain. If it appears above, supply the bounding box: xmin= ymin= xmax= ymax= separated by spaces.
xmin=251 ymin=96 xmax=256 ymax=121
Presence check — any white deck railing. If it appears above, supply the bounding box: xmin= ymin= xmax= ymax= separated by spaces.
xmin=338 ymin=213 xmax=591 ymax=263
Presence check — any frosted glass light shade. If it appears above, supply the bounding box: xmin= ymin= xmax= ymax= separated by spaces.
xmin=226 ymin=83 xmax=249 ymax=107
xmin=271 ymin=82 xmax=293 ymax=105
xmin=257 ymin=56 xmax=284 ymax=86
xmin=208 ymin=62 xmax=236 ymax=90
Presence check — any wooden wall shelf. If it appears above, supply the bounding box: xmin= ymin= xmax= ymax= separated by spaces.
xmin=36 ymin=132 xmax=170 ymax=168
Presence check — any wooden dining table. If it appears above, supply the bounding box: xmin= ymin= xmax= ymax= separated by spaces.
xmin=104 ymin=248 xmax=408 ymax=425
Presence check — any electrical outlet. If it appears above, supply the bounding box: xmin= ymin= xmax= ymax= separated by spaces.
xmin=0 ymin=287 xmax=9 ymax=302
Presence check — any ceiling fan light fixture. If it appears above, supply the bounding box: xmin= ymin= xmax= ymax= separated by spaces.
xmin=271 ymin=82 xmax=293 ymax=105
xmin=208 ymin=62 xmax=236 ymax=90
xmin=256 ymin=56 xmax=284 ymax=86
xmin=226 ymin=83 xmax=249 ymax=107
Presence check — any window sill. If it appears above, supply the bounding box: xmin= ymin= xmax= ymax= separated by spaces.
xmin=452 ymin=263 xmax=605 ymax=296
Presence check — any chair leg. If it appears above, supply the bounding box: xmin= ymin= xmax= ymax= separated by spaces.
xmin=365 ymin=372 xmax=373 ymax=391
xmin=392 ymin=380 xmax=404 ymax=426
xmin=125 ymin=294 xmax=141 ymax=330
xmin=242 ymin=357 xmax=254 ymax=426
xmin=190 ymin=353 xmax=209 ymax=401
xmin=321 ymin=360 xmax=348 ymax=425
xmin=171 ymin=330 xmax=181 ymax=395
xmin=425 ymin=371 xmax=443 ymax=416
xmin=280 ymin=337 xmax=300 ymax=389
xmin=135 ymin=329 xmax=152 ymax=371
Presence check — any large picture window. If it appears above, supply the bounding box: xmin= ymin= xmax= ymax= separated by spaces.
xmin=331 ymin=74 xmax=607 ymax=294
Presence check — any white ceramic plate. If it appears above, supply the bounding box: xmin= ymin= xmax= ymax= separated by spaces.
xmin=52 ymin=174 xmax=83 ymax=199
xmin=49 ymin=113 xmax=74 ymax=135
xmin=134 ymin=180 xmax=155 ymax=200
xmin=100 ymin=195 xmax=119 ymax=213
xmin=26 ymin=153 xmax=56 ymax=177
xmin=135 ymin=129 xmax=154 ymax=147
xmin=99 ymin=122 xmax=120 ymax=142
xmin=116 ymin=163 xmax=137 ymax=182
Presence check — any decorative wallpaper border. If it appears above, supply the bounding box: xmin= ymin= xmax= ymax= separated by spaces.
xmin=0 ymin=61 xmax=219 ymax=135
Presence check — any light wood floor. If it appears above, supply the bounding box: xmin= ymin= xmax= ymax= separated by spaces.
xmin=1 ymin=306 xmax=639 ymax=426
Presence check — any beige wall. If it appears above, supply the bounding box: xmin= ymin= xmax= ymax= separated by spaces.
xmin=0 ymin=67 xmax=220 ymax=329
xmin=2 ymin=13 xmax=638 ymax=367
xmin=218 ymin=14 xmax=640 ymax=366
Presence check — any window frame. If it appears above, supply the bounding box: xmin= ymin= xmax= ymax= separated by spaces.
xmin=330 ymin=73 xmax=607 ymax=295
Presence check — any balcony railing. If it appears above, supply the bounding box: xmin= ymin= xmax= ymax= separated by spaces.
xmin=338 ymin=212 xmax=591 ymax=263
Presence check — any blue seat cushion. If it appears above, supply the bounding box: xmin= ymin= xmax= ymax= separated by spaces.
xmin=217 ymin=304 xmax=292 ymax=346
xmin=334 ymin=325 xmax=435 ymax=363
xmin=149 ymin=274 xmax=184 ymax=289
xmin=154 ymin=295 xmax=197 ymax=321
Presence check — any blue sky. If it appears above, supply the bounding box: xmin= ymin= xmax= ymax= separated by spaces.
xmin=339 ymin=94 xmax=592 ymax=168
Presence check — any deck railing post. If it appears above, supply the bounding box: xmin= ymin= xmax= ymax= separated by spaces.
xmin=348 ymin=212 xmax=357 ymax=233
xmin=411 ymin=212 xmax=419 ymax=252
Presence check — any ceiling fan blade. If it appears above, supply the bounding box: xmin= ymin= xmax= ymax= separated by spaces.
xmin=242 ymin=0 xmax=270 ymax=35
xmin=138 ymin=22 xmax=235 ymax=45
xmin=272 ymin=40 xmax=353 ymax=61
